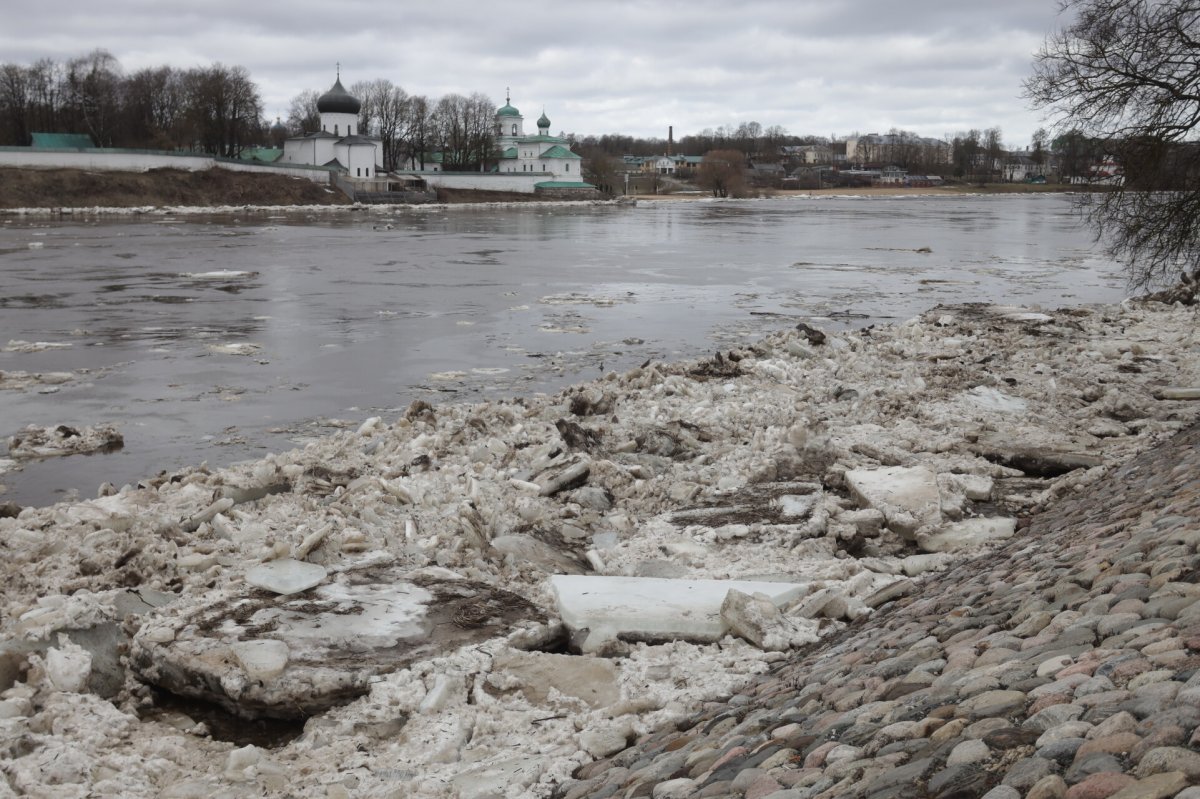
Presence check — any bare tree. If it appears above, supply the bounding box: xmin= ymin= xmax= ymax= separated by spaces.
xmin=433 ymin=92 xmax=495 ymax=171
xmin=65 ymin=49 xmax=122 ymax=145
xmin=1027 ymin=0 xmax=1200 ymax=287
xmin=401 ymin=94 xmax=434 ymax=170
xmin=356 ymin=78 xmax=409 ymax=170
xmin=183 ymin=64 xmax=262 ymax=156
xmin=0 ymin=64 xmax=31 ymax=145
xmin=122 ymin=66 xmax=186 ymax=148
xmin=697 ymin=149 xmax=747 ymax=197
xmin=287 ymin=89 xmax=320 ymax=134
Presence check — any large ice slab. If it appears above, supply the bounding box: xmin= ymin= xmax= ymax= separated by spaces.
xmin=845 ymin=465 xmax=941 ymax=536
xmin=549 ymin=575 xmax=808 ymax=653
xmin=919 ymin=517 xmax=1017 ymax=553
xmin=131 ymin=565 xmax=549 ymax=719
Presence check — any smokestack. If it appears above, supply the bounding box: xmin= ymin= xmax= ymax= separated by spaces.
xmin=668 ymin=126 xmax=673 ymax=156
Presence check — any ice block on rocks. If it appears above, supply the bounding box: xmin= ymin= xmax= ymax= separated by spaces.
xmin=549 ymin=574 xmax=807 ymax=653
xmin=245 ymin=558 xmax=327 ymax=595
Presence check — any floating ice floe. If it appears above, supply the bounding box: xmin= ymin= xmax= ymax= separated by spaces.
xmin=206 ymin=342 xmax=262 ymax=356
xmin=6 ymin=424 xmax=123 ymax=459
xmin=2 ymin=340 xmax=73 ymax=353
xmin=181 ymin=270 xmax=258 ymax=280
xmin=549 ymin=574 xmax=808 ymax=653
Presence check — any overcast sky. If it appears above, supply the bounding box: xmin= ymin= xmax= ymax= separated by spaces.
xmin=1 ymin=0 xmax=1069 ymax=148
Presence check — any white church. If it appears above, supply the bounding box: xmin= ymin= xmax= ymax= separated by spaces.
xmin=277 ymin=72 xmax=383 ymax=179
xmin=403 ymin=92 xmax=595 ymax=196
xmin=491 ymin=92 xmax=583 ymax=181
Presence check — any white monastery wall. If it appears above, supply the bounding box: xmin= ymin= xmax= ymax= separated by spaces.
xmin=0 ymin=149 xmax=330 ymax=184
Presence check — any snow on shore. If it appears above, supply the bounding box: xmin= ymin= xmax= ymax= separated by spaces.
xmin=0 ymin=298 xmax=1196 ymax=798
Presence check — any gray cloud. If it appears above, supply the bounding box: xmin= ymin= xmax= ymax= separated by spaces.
xmin=0 ymin=0 xmax=1067 ymax=147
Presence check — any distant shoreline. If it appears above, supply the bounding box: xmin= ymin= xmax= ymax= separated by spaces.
xmin=632 ymin=183 xmax=1093 ymax=200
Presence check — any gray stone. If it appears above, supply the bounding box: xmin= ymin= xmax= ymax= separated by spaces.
xmin=926 ymin=764 xmax=992 ymax=798
xmin=1134 ymin=746 xmax=1200 ymax=780
xmin=981 ymin=787 xmax=1021 ymax=799
xmin=1001 ymin=756 xmax=1059 ymax=791
xmin=1037 ymin=737 xmax=1085 ymax=765
xmin=1024 ymin=703 xmax=1085 ymax=732
xmin=1066 ymin=752 xmax=1125 ymax=784
xmin=957 ymin=690 xmax=1027 ymax=719
xmin=863 ymin=757 xmax=934 ymax=798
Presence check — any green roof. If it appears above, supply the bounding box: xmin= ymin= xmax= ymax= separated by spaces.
xmin=516 ymin=135 xmax=566 ymax=144
xmin=31 ymin=132 xmax=94 ymax=149
xmin=239 ymin=147 xmax=283 ymax=162
xmin=537 ymin=145 xmax=581 ymax=160
xmin=535 ymin=181 xmax=596 ymax=189
xmin=496 ymin=103 xmax=520 ymax=117
xmin=502 ymin=147 xmax=518 ymax=158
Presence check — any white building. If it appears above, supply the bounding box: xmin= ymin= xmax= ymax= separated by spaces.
xmin=278 ymin=74 xmax=383 ymax=180
xmin=492 ymin=94 xmax=583 ymax=181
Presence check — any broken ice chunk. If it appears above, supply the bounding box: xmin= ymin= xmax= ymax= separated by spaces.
xmin=721 ymin=589 xmax=820 ymax=651
xmin=244 ymin=559 xmax=327 ymax=595
xmin=918 ymin=517 xmax=1017 ymax=553
xmin=845 ymin=466 xmax=941 ymax=537
xmin=962 ymin=386 xmax=1029 ymax=414
xmin=549 ymin=575 xmax=807 ymax=653
xmin=231 ymin=640 xmax=289 ymax=681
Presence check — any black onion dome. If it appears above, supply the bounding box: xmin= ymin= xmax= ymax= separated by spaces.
xmin=317 ymin=79 xmax=361 ymax=115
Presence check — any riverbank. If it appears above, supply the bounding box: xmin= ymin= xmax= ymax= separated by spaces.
xmin=0 ymin=294 xmax=1196 ymax=797
xmin=634 ymin=184 xmax=1094 ymax=201
xmin=0 ymin=167 xmax=349 ymax=210
xmin=0 ymin=165 xmax=1087 ymax=212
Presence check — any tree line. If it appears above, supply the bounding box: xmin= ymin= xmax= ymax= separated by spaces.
xmin=0 ymin=51 xmax=500 ymax=170
xmin=0 ymin=50 xmax=261 ymax=157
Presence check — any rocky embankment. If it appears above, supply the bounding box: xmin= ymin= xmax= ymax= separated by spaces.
xmin=0 ymin=295 xmax=1196 ymax=798
xmin=560 ymin=419 xmax=1200 ymax=799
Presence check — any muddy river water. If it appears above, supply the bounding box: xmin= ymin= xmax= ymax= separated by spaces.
xmin=0 ymin=194 xmax=1125 ymax=506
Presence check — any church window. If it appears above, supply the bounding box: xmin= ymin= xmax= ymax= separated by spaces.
xmin=334 ymin=124 xmax=339 ymax=135
xmin=566 ymin=164 xmax=570 ymax=172
xmin=511 ymin=124 xmax=517 ymax=135
xmin=356 ymin=168 xmax=361 ymax=176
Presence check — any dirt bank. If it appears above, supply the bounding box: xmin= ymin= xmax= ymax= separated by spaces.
xmin=0 ymin=167 xmax=349 ymax=209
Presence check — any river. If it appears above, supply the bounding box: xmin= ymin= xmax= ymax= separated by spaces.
xmin=0 ymin=194 xmax=1126 ymax=506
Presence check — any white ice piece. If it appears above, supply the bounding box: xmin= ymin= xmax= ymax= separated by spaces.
xmin=778 ymin=494 xmax=818 ymax=518
xmin=231 ymin=640 xmax=289 ymax=681
xmin=845 ymin=465 xmax=941 ymax=536
xmin=918 ymin=517 xmax=1017 ymax=553
xmin=44 ymin=637 xmax=92 ymax=692
xmin=244 ymin=559 xmax=327 ymax=595
xmin=962 ymin=386 xmax=1029 ymax=414
xmin=549 ymin=575 xmax=807 ymax=653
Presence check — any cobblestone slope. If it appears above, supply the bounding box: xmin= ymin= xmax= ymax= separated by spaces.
xmin=558 ymin=421 xmax=1200 ymax=799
